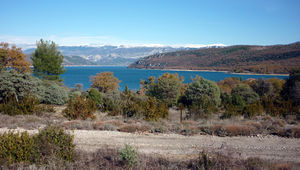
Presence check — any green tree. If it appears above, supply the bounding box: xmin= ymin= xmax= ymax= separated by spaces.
xmin=144 ymin=73 xmax=184 ymax=106
xmin=231 ymin=84 xmax=259 ymax=104
xmin=282 ymin=68 xmax=300 ymax=103
xmin=185 ymin=75 xmax=221 ymax=106
xmin=32 ymin=39 xmax=65 ymax=81
xmin=184 ymin=76 xmax=221 ymax=119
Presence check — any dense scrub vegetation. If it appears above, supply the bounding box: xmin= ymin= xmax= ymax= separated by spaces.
xmin=0 ymin=126 xmax=74 ymax=165
xmin=129 ymin=42 xmax=300 ymax=74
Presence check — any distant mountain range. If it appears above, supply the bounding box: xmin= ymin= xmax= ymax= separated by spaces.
xmin=128 ymin=42 xmax=300 ymax=74
xmin=24 ymin=44 xmax=226 ymax=65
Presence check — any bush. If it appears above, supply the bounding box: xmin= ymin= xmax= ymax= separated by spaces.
xmin=231 ymin=84 xmax=259 ymax=104
xmin=144 ymin=73 xmax=183 ymax=106
xmin=35 ymin=126 xmax=75 ymax=163
xmin=186 ymin=95 xmax=218 ymax=120
xmin=185 ymin=76 xmax=221 ymax=106
xmin=101 ymin=91 xmax=123 ymax=115
xmin=184 ymin=77 xmax=221 ymax=120
xmin=0 ymin=70 xmax=68 ymax=105
xmin=87 ymin=88 xmax=102 ymax=107
xmin=143 ymin=97 xmax=168 ymax=121
xmin=36 ymin=80 xmax=69 ymax=105
xmin=0 ymin=70 xmax=41 ymax=103
xmin=0 ymin=131 xmax=37 ymax=164
xmin=0 ymin=94 xmax=44 ymax=116
xmin=63 ymin=95 xmax=97 ymax=120
xmin=119 ymin=144 xmax=138 ymax=167
xmin=121 ymin=89 xmax=146 ymax=118
xmin=0 ymin=126 xmax=74 ymax=165
xmin=91 ymin=72 xmax=121 ymax=93
xmin=243 ymin=102 xmax=264 ymax=118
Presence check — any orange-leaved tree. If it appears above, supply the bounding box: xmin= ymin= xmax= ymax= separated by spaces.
xmin=90 ymin=72 xmax=121 ymax=93
xmin=0 ymin=42 xmax=31 ymax=73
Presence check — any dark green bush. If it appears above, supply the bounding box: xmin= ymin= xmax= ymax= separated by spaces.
xmin=231 ymin=84 xmax=259 ymax=104
xmin=121 ymin=88 xmax=146 ymax=118
xmin=87 ymin=88 xmax=102 ymax=107
xmin=223 ymin=104 xmax=240 ymax=118
xmin=63 ymin=95 xmax=97 ymax=120
xmin=0 ymin=131 xmax=38 ymax=164
xmin=184 ymin=76 xmax=221 ymax=120
xmin=144 ymin=73 xmax=183 ymax=106
xmin=0 ymin=126 xmax=74 ymax=165
xmin=35 ymin=126 xmax=75 ymax=163
xmin=186 ymin=95 xmax=218 ymax=120
xmin=185 ymin=76 xmax=221 ymax=106
xmin=119 ymin=144 xmax=138 ymax=167
xmin=0 ymin=94 xmax=44 ymax=116
xmin=243 ymin=102 xmax=264 ymax=118
xmin=101 ymin=91 xmax=123 ymax=115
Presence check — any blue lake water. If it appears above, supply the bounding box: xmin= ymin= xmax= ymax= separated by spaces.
xmin=61 ymin=66 xmax=289 ymax=91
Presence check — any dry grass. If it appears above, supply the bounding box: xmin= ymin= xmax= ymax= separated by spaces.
xmin=119 ymin=124 xmax=150 ymax=133
xmin=0 ymin=106 xmax=299 ymax=138
xmin=1 ymin=147 xmax=294 ymax=170
xmin=225 ymin=125 xmax=256 ymax=136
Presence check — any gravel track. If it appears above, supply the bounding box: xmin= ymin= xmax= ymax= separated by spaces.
xmin=1 ymin=128 xmax=299 ymax=163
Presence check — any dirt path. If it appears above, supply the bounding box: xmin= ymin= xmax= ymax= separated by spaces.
xmin=1 ymin=128 xmax=299 ymax=163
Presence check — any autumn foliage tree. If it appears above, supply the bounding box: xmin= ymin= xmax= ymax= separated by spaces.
xmin=0 ymin=42 xmax=31 ymax=73
xmin=91 ymin=72 xmax=121 ymax=93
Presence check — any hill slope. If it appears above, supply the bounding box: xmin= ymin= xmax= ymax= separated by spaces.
xmin=128 ymin=43 xmax=300 ymax=74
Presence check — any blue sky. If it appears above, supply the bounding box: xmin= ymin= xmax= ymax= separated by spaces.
xmin=0 ymin=0 xmax=300 ymax=46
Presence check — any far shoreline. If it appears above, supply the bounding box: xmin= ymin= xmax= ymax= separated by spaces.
xmin=127 ymin=67 xmax=289 ymax=76
xmin=61 ymin=65 xmax=289 ymax=76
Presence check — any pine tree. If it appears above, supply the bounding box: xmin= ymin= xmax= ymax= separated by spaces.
xmin=32 ymin=39 xmax=65 ymax=81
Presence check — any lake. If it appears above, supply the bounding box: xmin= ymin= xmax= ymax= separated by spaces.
xmin=61 ymin=66 xmax=289 ymax=90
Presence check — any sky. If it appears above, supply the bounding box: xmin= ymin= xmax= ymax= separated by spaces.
xmin=0 ymin=0 xmax=300 ymax=47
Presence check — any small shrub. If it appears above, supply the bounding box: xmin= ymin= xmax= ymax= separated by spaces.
xmin=35 ymin=126 xmax=75 ymax=163
xmin=278 ymin=127 xmax=300 ymax=138
xmin=0 ymin=126 xmax=74 ymax=165
xmin=186 ymin=95 xmax=218 ymax=120
xmin=143 ymin=97 xmax=168 ymax=121
xmin=197 ymin=150 xmax=214 ymax=170
xmin=0 ymin=94 xmax=44 ymax=116
xmin=222 ymin=104 xmax=240 ymax=118
xmin=63 ymin=95 xmax=97 ymax=120
xmin=87 ymin=88 xmax=102 ymax=107
xmin=242 ymin=102 xmax=264 ymax=118
xmin=103 ymin=123 xmax=117 ymax=131
xmin=101 ymin=91 xmax=123 ymax=115
xmin=36 ymin=80 xmax=69 ymax=105
xmin=225 ymin=125 xmax=255 ymax=136
xmin=119 ymin=144 xmax=138 ymax=167
xmin=119 ymin=124 xmax=149 ymax=133
xmin=0 ymin=131 xmax=37 ymax=164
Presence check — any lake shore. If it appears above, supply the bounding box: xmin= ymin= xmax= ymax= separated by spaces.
xmin=131 ymin=67 xmax=289 ymax=76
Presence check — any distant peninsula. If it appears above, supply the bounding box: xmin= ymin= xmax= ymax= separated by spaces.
xmin=128 ymin=42 xmax=300 ymax=74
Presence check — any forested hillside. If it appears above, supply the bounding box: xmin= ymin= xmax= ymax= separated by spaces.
xmin=129 ymin=42 xmax=300 ymax=74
